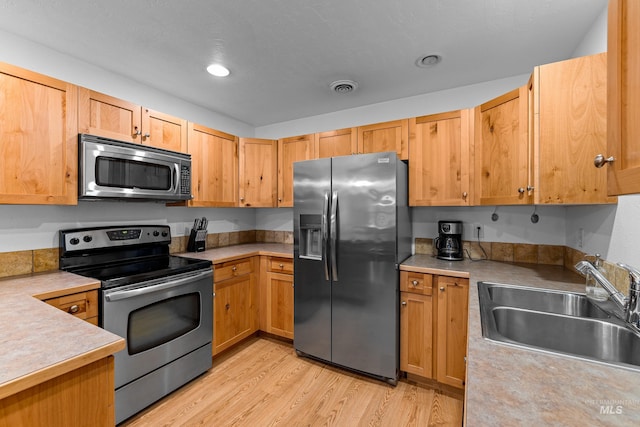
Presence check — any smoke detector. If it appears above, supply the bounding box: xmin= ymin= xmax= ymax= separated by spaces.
xmin=329 ymin=79 xmax=359 ymax=94
xmin=415 ymin=54 xmax=442 ymax=68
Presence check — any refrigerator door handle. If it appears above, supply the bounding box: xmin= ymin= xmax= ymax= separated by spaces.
xmin=330 ymin=190 xmax=339 ymax=281
xmin=322 ymin=191 xmax=330 ymax=281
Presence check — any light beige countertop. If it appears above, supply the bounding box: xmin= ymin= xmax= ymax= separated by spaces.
xmin=402 ymin=255 xmax=640 ymax=426
xmin=0 ymin=271 xmax=125 ymax=400
xmin=177 ymin=243 xmax=293 ymax=263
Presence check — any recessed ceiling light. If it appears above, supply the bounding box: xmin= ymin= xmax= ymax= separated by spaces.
xmin=206 ymin=63 xmax=230 ymax=77
xmin=415 ymin=54 xmax=442 ymax=68
xmin=329 ymin=79 xmax=359 ymax=94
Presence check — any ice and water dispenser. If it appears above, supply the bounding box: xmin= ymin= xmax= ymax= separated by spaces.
xmin=299 ymin=214 xmax=322 ymax=260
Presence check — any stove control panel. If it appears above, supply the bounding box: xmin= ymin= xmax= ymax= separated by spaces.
xmin=60 ymin=225 xmax=172 ymax=252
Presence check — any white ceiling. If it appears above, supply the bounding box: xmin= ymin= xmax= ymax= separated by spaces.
xmin=0 ymin=0 xmax=607 ymax=127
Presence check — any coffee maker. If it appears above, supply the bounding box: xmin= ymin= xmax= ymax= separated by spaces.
xmin=435 ymin=221 xmax=463 ymax=261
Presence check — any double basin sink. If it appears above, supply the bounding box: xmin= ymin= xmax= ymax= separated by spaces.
xmin=478 ymin=282 xmax=640 ymax=371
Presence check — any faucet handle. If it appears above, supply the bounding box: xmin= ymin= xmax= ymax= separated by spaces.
xmin=617 ymin=263 xmax=640 ymax=290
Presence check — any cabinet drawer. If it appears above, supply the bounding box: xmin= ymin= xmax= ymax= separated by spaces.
xmin=268 ymin=257 xmax=293 ymax=274
xmin=45 ymin=290 xmax=98 ymax=321
xmin=400 ymin=271 xmax=433 ymax=295
xmin=215 ymin=258 xmax=253 ymax=282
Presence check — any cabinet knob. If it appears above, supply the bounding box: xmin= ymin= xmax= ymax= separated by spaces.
xmin=232 ymin=266 xmax=237 ymax=271
xmin=279 ymin=263 xmax=284 ymax=268
xmin=440 ymin=287 xmax=445 ymax=291
xmin=143 ymin=133 xmax=150 ymax=139
xmin=68 ymin=304 xmax=79 ymax=314
xmin=401 ymin=301 xmax=407 ymax=306
xmin=411 ymin=280 xmax=419 ymax=286
xmin=517 ymin=187 xmax=525 ymax=194
xmin=278 ymin=198 xmax=282 ymax=202
xmin=240 ymin=197 xmax=245 ymax=202
xmin=225 ymin=303 xmax=230 ymax=310
xmin=527 ymin=185 xmax=535 ymax=192
xmin=594 ymin=154 xmax=615 ymax=168
xmin=133 ymin=127 xmax=141 ymax=136
xmin=462 ymin=192 xmax=468 ymax=199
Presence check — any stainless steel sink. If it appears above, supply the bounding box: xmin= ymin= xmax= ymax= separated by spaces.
xmin=485 ymin=283 xmax=610 ymax=319
xmin=478 ymin=282 xmax=640 ymax=371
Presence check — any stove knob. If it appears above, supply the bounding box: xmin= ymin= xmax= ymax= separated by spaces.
xmin=83 ymin=235 xmax=93 ymax=243
xmin=153 ymin=230 xmax=160 ymax=237
xmin=69 ymin=237 xmax=80 ymax=245
xmin=161 ymin=231 xmax=168 ymax=237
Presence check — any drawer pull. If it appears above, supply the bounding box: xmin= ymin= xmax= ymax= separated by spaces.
xmin=401 ymin=301 xmax=407 ymax=306
xmin=232 ymin=266 xmax=237 ymax=272
xmin=411 ymin=280 xmax=419 ymax=286
xmin=68 ymin=304 xmax=80 ymax=314
xmin=225 ymin=303 xmax=230 ymax=310
xmin=279 ymin=263 xmax=284 ymax=268
xmin=440 ymin=287 xmax=445 ymax=291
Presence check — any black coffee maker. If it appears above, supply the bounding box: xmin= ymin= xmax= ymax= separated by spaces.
xmin=434 ymin=221 xmax=463 ymax=261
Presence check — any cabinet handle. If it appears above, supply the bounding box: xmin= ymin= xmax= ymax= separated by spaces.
xmin=401 ymin=301 xmax=407 ymax=306
xmin=462 ymin=191 xmax=468 ymax=199
xmin=440 ymin=287 xmax=445 ymax=291
xmin=594 ymin=154 xmax=615 ymax=168
xmin=133 ymin=127 xmax=141 ymax=136
xmin=232 ymin=266 xmax=237 ymax=271
xmin=279 ymin=263 xmax=284 ymax=268
xmin=527 ymin=185 xmax=535 ymax=192
xmin=278 ymin=198 xmax=282 ymax=202
xmin=143 ymin=133 xmax=150 ymax=139
xmin=411 ymin=280 xmax=419 ymax=286
xmin=225 ymin=303 xmax=230 ymax=310
xmin=240 ymin=197 xmax=245 ymax=202
xmin=68 ymin=304 xmax=79 ymax=314
xmin=517 ymin=187 xmax=525 ymax=194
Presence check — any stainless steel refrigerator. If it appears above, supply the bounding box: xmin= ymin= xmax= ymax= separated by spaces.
xmin=293 ymin=151 xmax=411 ymax=384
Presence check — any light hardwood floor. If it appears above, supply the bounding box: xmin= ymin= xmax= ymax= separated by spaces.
xmin=121 ymin=336 xmax=464 ymax=426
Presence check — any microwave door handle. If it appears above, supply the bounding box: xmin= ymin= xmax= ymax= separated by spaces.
xmin=104 ymin=269 xmax=212 ymax=302
xmin=173 ymin=163 xmax=180 ymax=192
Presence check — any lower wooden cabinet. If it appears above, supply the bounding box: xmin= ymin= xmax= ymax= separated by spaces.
xmin=213 ymin=258 xmax=258 ymax=355
xmin=400 ymin=270 xmax=468 ymax=389
xmin=43 ymin=290 xmax=99 ymax=325
xmin=261 ymin=257 xmax=294 ymax=339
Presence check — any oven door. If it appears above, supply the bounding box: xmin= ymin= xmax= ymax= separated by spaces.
xmin=102 ymin=268 xmax=213 ymax=389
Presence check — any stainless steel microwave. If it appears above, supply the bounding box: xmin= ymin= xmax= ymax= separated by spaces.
xmin=79 ymin=134 xmax=192 ymax=202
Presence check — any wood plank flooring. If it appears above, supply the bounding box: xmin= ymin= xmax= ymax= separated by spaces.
xmin=121 ymin=336 xmax=464 ymax=426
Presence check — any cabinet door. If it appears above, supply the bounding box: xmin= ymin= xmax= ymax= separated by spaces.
xmin=78 ymin=88 xmax=142 ymax=143
xmin=316 ymin=128 xmax=357 ymax=158
xmin=357 ymin=119 xmax=409 ymax=160
xmin=277 ymin=134 xmax=316 ymax=207
xmin=400 ymin=292 xmax=433 ymax=378
xmin=188 ymin=123 xmax=238 ymax=207
xmin=0 ymin=63 xmax=78 ymax=205
xmin=213 ymin=273 xmax=256 ymax=355
xmin=474 ymin=86 xmax=532 ymax=205
xmin=239 ymin=138 xmax=277 ymax=207
xmin=606 ymin=0 xmax=640 ymax=195
xmin=266 ymin=271 xmax=294 ymax=339
xmin=409 ymin=110 xmax=472 ymax=206
xmin=436 ymin=276 xmax=468 ymax=389
xmin=141 ymin=108 xmax=187 ymax=153
xmin=534 ymin=53 xmax=614 ymax=204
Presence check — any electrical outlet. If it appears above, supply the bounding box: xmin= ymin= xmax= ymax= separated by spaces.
xmin=473 ymin=223 xmax=484 ymax=239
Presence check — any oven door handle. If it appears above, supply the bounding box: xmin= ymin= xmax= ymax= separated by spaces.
xmin=104 ymin=269 xmax=212 ymax=302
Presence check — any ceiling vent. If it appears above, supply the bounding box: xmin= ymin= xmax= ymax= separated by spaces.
xmin=415 ymin=54 xmax=442 ymax=68
xmin=329 ymin=79 xmax=359 ymax=94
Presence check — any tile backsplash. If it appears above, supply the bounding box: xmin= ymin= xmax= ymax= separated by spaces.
xmin=415 ymin=238 xmax=631 ymax=295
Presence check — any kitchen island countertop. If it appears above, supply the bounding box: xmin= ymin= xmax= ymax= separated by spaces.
xmin=401 ymin=254 xmax=640 ymax=426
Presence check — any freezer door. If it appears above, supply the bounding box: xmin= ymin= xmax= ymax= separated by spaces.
xmin=293 ymin=157 xmax=332 ymax=361
xmin=330 ymin=152 xmax=399 ymax=380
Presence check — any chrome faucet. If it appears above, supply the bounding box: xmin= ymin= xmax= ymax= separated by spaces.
xmin=575 ymin=260 xmax=640 ymax=331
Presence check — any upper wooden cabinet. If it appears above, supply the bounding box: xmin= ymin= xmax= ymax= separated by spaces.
xmin=78 ymin=88 xmax=187 ymax=152
xmin=0 ymin=62 xmax=78 ymax=205
xmin=316 ymin=127 xmax=357 ymax=158
xmin=188 ymin=123 xmax=238 ymax=207
xmin=239 ymin=138 xmax=277 ymax=207
xmin=409 ymin=110 xmax=473 ymax=206
xmin=357 ymin=119 xmax=409 ymax=160
xmin=474 ymin=86 xmax=532 ymax=205
xmin=277 ymin=134 xmax=316 ymax=207
xmin=606 ymin=0 xmax=640 ymax=195
xmin=532 ymin=53 xmax=615 ymax=204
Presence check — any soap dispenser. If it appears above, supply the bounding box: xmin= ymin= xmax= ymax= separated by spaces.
xmin=585 ymin=254 xmax=608 ymax=301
